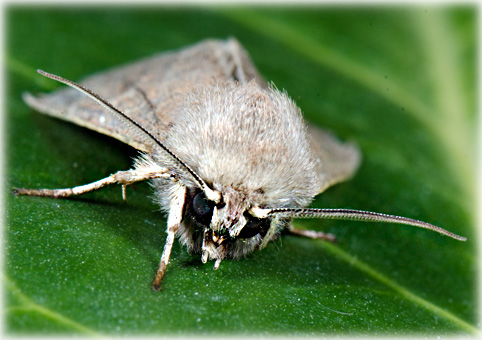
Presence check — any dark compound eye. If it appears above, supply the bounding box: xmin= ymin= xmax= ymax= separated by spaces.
xmin=191 ymin=191 xmax=214 ymax=226
xmin=238 ymin=214 xmax=270 ymax=239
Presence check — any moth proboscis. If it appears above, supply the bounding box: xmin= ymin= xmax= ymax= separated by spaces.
xmin=14 ymin=39 xmax=466 ymax=291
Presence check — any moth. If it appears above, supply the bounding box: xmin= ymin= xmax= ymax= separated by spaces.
xmin=14 ymin=38 xmax=466 ymax=291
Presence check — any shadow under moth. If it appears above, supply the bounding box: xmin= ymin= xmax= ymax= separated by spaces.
xmin=14 ymin=38 xmax=466 ymax=291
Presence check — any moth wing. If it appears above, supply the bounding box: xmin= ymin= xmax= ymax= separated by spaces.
xmin=23 ymin=38 xmax=265 ymax=152
xmin=307 ymin=125 xmax=361 ymax=194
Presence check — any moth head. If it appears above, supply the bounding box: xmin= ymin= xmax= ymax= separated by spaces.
xmin=184 ymin=186 xmax=274 ymax=267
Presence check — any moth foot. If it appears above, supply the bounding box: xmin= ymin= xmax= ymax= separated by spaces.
xmin=287 ymin=226 xmax=337 ymax=243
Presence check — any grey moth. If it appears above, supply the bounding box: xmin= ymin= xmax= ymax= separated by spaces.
xmin=14 ymin=39 xmax=466 ymax=290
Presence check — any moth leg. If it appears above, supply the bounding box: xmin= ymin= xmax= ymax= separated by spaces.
xmin=122 ymin=185 xmax=127 ymax=201
xmin=152 ymin=184 xmax=186 ymax=291
xmin=287 ymin=224 xmax=337 ymax=243
xmin=259 ymin=216 xmax=281 ymax=250
xmin=12 ymin=168 xmax=173 ymax=199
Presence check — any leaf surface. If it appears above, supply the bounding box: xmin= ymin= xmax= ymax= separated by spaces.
xmin=5 ymin=6 xmax=477 ymax=336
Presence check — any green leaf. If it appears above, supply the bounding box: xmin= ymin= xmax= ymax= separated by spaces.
xmin=6 ymin=5 xmax=477 ymax=336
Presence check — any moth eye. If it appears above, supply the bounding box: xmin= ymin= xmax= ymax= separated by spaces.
xmin=191 ymin=191 xmax=214 ymax=225
xmin=238 ymin=214 xmax=269 ymax=239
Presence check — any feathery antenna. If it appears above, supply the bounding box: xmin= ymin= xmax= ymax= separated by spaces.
xmin=251 ymin=207 xmax=466 ymax=241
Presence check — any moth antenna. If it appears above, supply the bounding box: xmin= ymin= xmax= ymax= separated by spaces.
xmin=36 ymin=69 xmax=221 ymax=203
xmin=251 ymin=207 xmax=466 ymax=241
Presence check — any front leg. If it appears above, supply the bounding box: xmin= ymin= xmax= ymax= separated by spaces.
xmin=152 ymin=184 xmax=186 ymax=291
xmin=13 ymin=168 xmax=173 ymax=198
